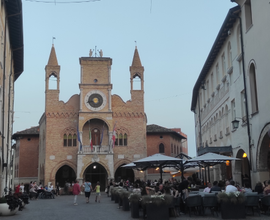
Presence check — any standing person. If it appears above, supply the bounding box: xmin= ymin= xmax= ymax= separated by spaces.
xmin=20 ymin=183 xmax=25 ymax=193
xmin=84 ymin=179 xmax=93 ymax=203
xmin=73 ymin=180 xmax=81 ymax=205
xmin=56 ymin=182 xmax=60 ymax=196
xmin=94 ymin=181 xmax=101 ymax=203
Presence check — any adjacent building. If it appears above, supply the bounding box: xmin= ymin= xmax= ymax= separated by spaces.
xmin=12 ymin=127 xmax=39 ymax=186
xmin=191 ymin=0 xmax=270 ymax=187
xmin=0 ymin=0 xmax=24 ymax=195
xmin=146 ymin=124 xmax=187 ymax=180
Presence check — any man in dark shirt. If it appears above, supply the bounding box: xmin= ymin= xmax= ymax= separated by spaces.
xmin=210 ymin=181 xmax=221 ymax=192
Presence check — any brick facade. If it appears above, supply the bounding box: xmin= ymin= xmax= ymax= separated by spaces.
xmin=38 ymin=46 xmax=146 ymax=188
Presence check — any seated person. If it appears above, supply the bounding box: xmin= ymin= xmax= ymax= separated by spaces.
xmin=156 ymin=184 xmax=164 ymax=195
xmin=263 ymin=180 xmax=270 ymax=196
xmin=225 ymin=180 xmax=238 ymax=193
xmin=132 ymin=184 xmax=141 ymax=193
xmin=243 ymin=183 xmax=252 ymax=194
xmin=203 ymin=182 xmax=211 ymax=193
xmin=254 ymin=182 xmax=264 ymax=194
xmin=210 ymin=181 xmax=221 ymax=192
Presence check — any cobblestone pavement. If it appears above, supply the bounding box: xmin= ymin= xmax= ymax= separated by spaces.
xmin=3 ymin=193 xmax=270 ymax=220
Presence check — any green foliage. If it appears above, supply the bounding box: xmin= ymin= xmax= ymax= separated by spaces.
xmin=141 ymin=194 xmax=173 ymax=206
xmin=118 ymin=189 xmax=130 ymax=199
xmin=217 ymin=192 xmax=246 ymax=204
xmin=128 ymin=193 xmax=141 ymax=202
xmin=0 ymin=197 xmax=7 ymax=204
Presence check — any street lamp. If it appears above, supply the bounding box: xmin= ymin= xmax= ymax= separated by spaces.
xmin=232 ymin=119 xmax=240 ymax=130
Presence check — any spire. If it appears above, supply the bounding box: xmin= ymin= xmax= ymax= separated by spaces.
xmin=131 ymin=46 xmax=142 ymax=67
xmin=47 ymin=44 xmax=58 ymax=66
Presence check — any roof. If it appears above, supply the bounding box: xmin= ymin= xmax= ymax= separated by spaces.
xmin=47 ymin=45 xmax=58 ymax=66
xmin=5 ymin=0 xmax=24 ymax=81
xmin=190 ymin=6 xmax=240 ymax=111
xmin=147 ymin=124 xmax=186 ymax=139
xmin=12 ymin=126 xmax=39 ymax=139
xmin=131 ymin=46 xmax=142 ymax=67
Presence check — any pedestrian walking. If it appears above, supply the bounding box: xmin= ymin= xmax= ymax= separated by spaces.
xmin=73 ymin=180 xmax=80 ymax=205
xmin=84 ymin=179 xmax=93 ymax=203
xmin=94 ymin=181 xmax=101 ymax=203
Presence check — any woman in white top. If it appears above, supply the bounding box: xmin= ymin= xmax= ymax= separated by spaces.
xmin=20 ymin=183 xmax=24 ymax=193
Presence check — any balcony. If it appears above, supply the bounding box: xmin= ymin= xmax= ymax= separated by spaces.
xmin=82 ymin=145 xmax=111 ymax=154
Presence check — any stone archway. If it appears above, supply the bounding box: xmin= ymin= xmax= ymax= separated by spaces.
xmin=235 ymin=149 xmax=250 ymax=186
xmin=55 ymin=165 xmax=76 ymax=188
xmin=256 ymin=124 xmax=270 ymax=180
xmin=114 ymin=164 xmax=135 ymax=183
xmin=84 ymin=162 xmax=108 ymax=191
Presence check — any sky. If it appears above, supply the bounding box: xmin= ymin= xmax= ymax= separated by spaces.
xmin=13 ymin=0 xmax=237 ymax=157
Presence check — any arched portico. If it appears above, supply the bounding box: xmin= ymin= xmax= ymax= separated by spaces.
xmin=256 ymin=123 xmax=270 ymax=181
xmin=55 ymin=165 xmax=76 ymax=187
xmin=114 ymin=163 xmax=135 ymax=183
xmin=234 ymin=149 xmax=250 ymax=186
xmin=83 ymin=162 xmax=108 ymax=191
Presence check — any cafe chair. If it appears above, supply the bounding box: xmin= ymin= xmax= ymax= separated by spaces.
xmin=245 ymin=194 xmax=260 ymax=216
xmin=202 ymin=193 xmax=219 ymax=216
xmin=261 ymin=195 xmax=270 ymax=215
xmin=185 ymin=195 xmax=202 ymax=217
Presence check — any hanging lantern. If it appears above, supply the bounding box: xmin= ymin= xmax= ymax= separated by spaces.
xmin=226 ymin=160 xmax=230 ymax=166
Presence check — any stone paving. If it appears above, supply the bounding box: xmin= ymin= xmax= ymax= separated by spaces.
xmin=3 ymin=193 xmax=270 ymax=220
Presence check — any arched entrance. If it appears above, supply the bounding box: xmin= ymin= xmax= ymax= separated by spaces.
xmin=114 ymin=164 xmax=134 ymax=183
xmin=257 ymin=126 xmax=270 ymax=179
xmin=55 ymin=165 xmax=76 ymax=187
xmin=235 ymin=149 xmax=250 ymax=186
xmin=84 ymin=163 xmax=107 ymax=191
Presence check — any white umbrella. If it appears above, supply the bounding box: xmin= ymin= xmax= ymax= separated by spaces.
xmin=132 ymin=153 xmax=183 ymax=181
xmin=121 ymin=163 xmax=136 ymax=168
xmin=133 ymin=153 xmax=182 ymax=168
xmin=186 ymin=152 xmax=240 ymax=166
xmin=186 ymin=152 xmax=241 ymax=183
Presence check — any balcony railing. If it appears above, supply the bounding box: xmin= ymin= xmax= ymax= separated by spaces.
xmin=82 ymin=145 xmax=111 ymax=154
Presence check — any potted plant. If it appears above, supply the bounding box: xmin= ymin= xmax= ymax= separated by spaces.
xmin=141 ymin=194 xmax=173 ymax=220
xmin=110 ymin=186 xmax=115 ymax=201
xmin=217 ymin=192 xmax=246 ymax=219
xmin=128 ymin=193 xmax=141 ymax=218
xmin=119 ymin=190 xmax=130 ymax=211
xmin=0 ymin=196 xmax=19 ymax=216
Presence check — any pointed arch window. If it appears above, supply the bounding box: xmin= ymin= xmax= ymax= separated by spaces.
xmin=119 ymin=133 xmax=123 ymax=146
xmin=123 ymin=133 xmax=127 ymax=146
xmin=63 ymin=134 xmax=67 ymax=146
xmin=73 ymin=134 xmax=77 ymax=147
xmin=249 ymin=63 xmax=258 ymax=113
xmin=159 ymin=143 xmax=165 ymax=153
xmin=68 ymin=134 xmax=72 ymax=146
xmin=63 ymin=132 xmax=77 ymax=147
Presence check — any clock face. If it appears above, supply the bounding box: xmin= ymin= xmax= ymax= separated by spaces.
xmin=84 ymin=90 xmax=107 ymax=111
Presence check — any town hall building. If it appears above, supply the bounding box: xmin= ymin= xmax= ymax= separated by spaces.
xmin=37 ymin=45 xmax=147 ymax=190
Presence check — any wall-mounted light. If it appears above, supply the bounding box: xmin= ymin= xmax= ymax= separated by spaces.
xmin=93 ymin=165 xmax=96 ymax=169
xmin=243 ymin=153 xmax=247 ymax=158
xmin=155 ymin=167 xmax=159 ymax=171
xmin=232 ymin=119 xmax=240 ymax=130
xmin=226 ymin=160 xmax=230 ymax=166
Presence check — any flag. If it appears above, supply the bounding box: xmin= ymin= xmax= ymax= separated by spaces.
xmin=77 ymin=126 xmax=82 ymax=151
xmin=89 ymin=129 xmax=93 ymax=151
xmin=112 ymin=123 xmax=116 ymax=148
xmin=100 ymin=123 xmax=105 ymax=146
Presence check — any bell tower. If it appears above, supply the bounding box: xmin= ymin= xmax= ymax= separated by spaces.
xmin=130 ymin=46 xmax=144 ymax=106
xmin=45 ymin=44 xmax=60 ymax=111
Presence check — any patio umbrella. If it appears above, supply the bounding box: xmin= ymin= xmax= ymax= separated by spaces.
xmin=186 ymin=152 xmax=241 ymax=183
xmin=132 ymin=153 xmax=183 ymax=182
